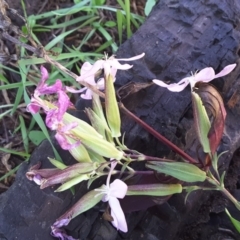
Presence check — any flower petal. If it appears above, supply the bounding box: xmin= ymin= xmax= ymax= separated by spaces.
xmin=38 ymin=79 xmax=63 ymax=95
xmin=77 ymin=60 xmax=104 ymax=82
xmin=51 ymin=226 xmax=76 ymax=240
xmin=115 ymin=52 xmax=145 ymax=61
xmin=109 ymin=197 xmax=128 ymax=232
xmin=214 ymin=63 xmax=237 ymax=78
xmin=109 ymin=59 xmax=133 ymax=71
xmin=81 ymin=89 xmax=93 ymax=100
xmin=55 ymin=132 xmax=80 ymax=150
xmin=39 ymin=66 xmax=49 ymax=86
xmin=153 ymin=78 xmax=189 ymax=92
xmin=57 ymin=91 xmax=71 ymax=121
xmin=194 ymin=67 xmax=215 ymax=83
xmin=26 ymin=102 xmax=41 ymax=114
xmin=110 ymin=179 xmax=128 ymax=199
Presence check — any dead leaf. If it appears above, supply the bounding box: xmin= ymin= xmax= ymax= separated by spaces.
xmin=1 ymin=142 xmax=13 ymax=171
xmin=193 ymin=82 xmax=226 ymax=155
xmin=117 ymin=82 xmax=153 ymax=100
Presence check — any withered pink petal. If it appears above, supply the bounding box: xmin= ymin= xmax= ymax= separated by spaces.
xmin=38 ymin=79 xmax=63 ymax=95
xmin=51 ymin=226 xmax=76 ymax=240
xmin=45 ymin=109 xmax=58 ymax=130
xmin=53 ymin=218 xmax=70 ymax=228
xmin=61 ymin=122 xmax=78 ymax=132
xmin=109 ymin=197 xmax=128 ymax=232
xmin=33 ymin=174 xmax=42 ymax=185
xmin=40 ymin=66 xmax=49 ymax=85
xmin=214 ymin=63 xmax=237 ymax=78
xmin=26 ymin=102 xmax=41 ymax=114
xmin=55 ymin=132 xmax=80 ymax=150
xmin=26 ymin=168 xmax=61 ymax=180
xmin=57 ymin=91 xmax=70 ymax=121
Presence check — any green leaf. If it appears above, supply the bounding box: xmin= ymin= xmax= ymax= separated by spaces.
xmin=192 ymin=91 xmax=211 ymax=153
xmin=29 ymin=130 xmax=47 ymax=145
xmin=146 ymin=161 xmax=206 ymax=182
xmin=55 ymin=174 xmax=89 ymax=192
xmin=104 ymin=21 xmax=116 ymax=27
xmin=19 ymin=116 xmax=29 ymax=153
xmin=116 ymin=9 xmax=123 ymax=44
xmin=127 ymin=183 xmax=182 ymax=196
xmin=66 ymin=137 xmax=92 ymax=163
xmin=61 ymin=189 xmax=103 ymax=220
xmin=225 ymin=208 xmax=240 ymax=233
xmin=48 ymin=157 xmax=67 ymax=169
xmin=144 ymin=0 xmax=156 ymax=16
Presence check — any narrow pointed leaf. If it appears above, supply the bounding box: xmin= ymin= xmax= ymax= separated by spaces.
xmin=54 ymin=189 xmax=102 ymax=226
xmin=126 ymin=183 xmax=182 ymax=196
xmin=192 ymin=91 xmax=211 ymax=153
xmin=55 ymin=174 xmax=89 ymax=192
xmin=146 ymin=161 xmax=206 ymax=182
xmin=225 ymin=208 xmax=240 ymax=233
xmin=72 ymin=129 xmax=123 ymax=160
xmin=48 ymin=157 xmax=67 ymax=169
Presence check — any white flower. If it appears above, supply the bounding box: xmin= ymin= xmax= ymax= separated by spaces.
xmin=73 ymin=53 xmax=145 ymax=99
xmin=153 ymin=64 xmax=236 ymax=92
xmin=95 ymin=161 xmax=128 ymax=232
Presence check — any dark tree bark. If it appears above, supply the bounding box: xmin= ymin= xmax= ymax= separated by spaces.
xmin=1 ymin=0 xmax=240 ymax=239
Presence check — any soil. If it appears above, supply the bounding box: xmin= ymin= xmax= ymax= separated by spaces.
xmin=1 ymin=0 xmax=240 ymax=240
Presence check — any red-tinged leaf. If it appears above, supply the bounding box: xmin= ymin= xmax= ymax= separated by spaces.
xmin=194 ymin=82 xmax=226 ymax=155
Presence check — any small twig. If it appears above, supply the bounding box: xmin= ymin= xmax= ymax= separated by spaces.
xmin=119 ymin=102 xmax=198 ymax=164
xmin=2 ymin=32 xmax=37 ymax=53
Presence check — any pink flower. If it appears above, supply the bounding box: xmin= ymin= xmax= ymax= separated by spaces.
xmin=95 ymin=161 xmax=128 ymax=232
xmin=27 ymin=66 xmax=64 ymax=114
xmin=69 ymin=53 xmax=145 ymax=99
xmin=54 ymin=122 xmax=80 ymax=150
xmin=153 ymin=64 xmax=236 ymax=92
xmin=27 ymin=66 xmax=79 ymax=150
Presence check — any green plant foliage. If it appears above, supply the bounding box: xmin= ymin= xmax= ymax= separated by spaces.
xmin=146 ymin=161 xmax=207 ymax=182
xmin=144 ymin=0 xmax=156 ymax=16
xmin=225 ymin=208 xmax=240 ymax=233
xmin=28 ymin=130 xmax=47 ymax=146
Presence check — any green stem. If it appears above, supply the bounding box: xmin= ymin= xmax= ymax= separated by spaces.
xmin=221 ymin=187 xmax=240 ymax=211
xmin=207 ymin=176 xmax=240 ymax=211
xmin=119 ymin=103 xmax=198 ymax=164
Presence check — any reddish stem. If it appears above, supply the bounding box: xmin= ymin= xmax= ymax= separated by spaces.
xmin=119 ymin=103 xmax=198 ymax=164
